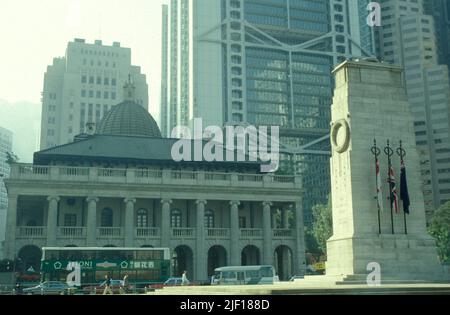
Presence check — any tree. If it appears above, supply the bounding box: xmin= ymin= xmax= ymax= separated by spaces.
xmin=428 ymin=202 xmax=450 ymax=264
xmin=5 ymin=151 xmax=19 ymax=165
xmin=311 ymin=197 xmax=333 ymax=256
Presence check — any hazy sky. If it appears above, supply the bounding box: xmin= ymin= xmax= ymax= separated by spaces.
xmin=0 ymin=0 xmax=168 ymax=120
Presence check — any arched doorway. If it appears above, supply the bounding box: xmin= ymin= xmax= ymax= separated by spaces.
xmin=241 ymin=245 xmax=260 ymax=266
xmin=18 ymin=245 xmax=42 ymax=273
xmin=207 ymin=245 xmax=227 ymax=277
xmin=274 ymin=245 xmax=293 ymax=281
xmin=172 ymin=245 xmax=193 ymax=278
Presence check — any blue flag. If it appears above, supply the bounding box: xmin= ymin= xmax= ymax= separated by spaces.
xmin=400 ymin=160 xmax=410 ymax=214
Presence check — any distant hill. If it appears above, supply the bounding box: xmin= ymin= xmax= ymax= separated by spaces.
xmin=0 ymin=99 xmax=41 ymax=163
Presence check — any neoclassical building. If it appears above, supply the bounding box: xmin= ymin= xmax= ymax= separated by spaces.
xmin=3 ymin=92 xmax=305 ymax=281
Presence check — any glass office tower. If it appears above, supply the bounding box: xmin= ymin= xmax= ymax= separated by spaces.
xmin=161 ymin=0 xmax=374 ymax=225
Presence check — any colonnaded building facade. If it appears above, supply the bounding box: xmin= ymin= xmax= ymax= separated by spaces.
xmin=3 ymin=93 xmax=305 ymax=282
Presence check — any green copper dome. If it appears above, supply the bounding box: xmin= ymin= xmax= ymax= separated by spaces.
xmin=96 ymin=101 xmax=162 ymax=138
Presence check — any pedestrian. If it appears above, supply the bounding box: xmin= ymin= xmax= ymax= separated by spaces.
xmin=181 ymin=271 xmax=189 ymax=286
xmin=121 ymin=273 xmax=129 ymax=294
xmin=103 ymin=274 xmax=113 ymax=295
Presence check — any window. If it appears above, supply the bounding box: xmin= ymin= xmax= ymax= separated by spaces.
xmin=137 ymin=209 xmax=148 ymax=228
xmin=239 ymin=217 xmax=246 ymax=229
xmin=101 ymin=208 xmax=113 ymax=227
xmin=171 ymin=209 xmax=182 ymax=228
xmin=89 ymin=76 xmax=94 ymax=84
xmin=81 ymin=75 xmax=87 ymax=84
xmin=111 ymin=78 xmax=117 ymax=86
xmin=97 ymin=76 xmax=102 ymax=85
xmin=205 ymin=210 xmax=214 ymax=228
xmin=104 ymin=78 xmax=109 ymax=85
xmin=64 ymin=214 xmax=77 ymax=227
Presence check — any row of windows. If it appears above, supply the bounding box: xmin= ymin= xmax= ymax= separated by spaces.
xmin=59 ymin=208 xmax=237 ymax=229
xmin=81 ymin=90 xmax=117 ymax=100
xmin=81 ymin=75 xmax=117 ymax=86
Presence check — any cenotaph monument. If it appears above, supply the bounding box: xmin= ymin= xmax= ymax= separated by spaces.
xmin=326 ymin=59 xmax=446 ymax=281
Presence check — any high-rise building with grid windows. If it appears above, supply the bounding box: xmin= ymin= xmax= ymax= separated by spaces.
xmin=160 ymin=0 xmax=375 ymax=225
xmin=0 ymin=126 xmax=12 ymax=257
xmin=375 ymin=0 xmax=450 ymax=220
xmin=40 ymin=39 xmax=149 ymax=150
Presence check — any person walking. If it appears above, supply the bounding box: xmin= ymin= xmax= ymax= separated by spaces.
xmin=181 ymin=271 xmax=189 ymax=286
xmin=121 ymin=273 xmax=129 ymax=294
xmin=103 ymin=274 xmax=113 ymax=295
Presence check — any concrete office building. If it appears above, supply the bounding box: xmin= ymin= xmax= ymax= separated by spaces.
xmin=0 ymin=127 xmax=13 ymax=258
xmin=40 ymin=39 xmax=149 ymax=150
xmin=160 ymin=0 xmax=375 ymax=225
xmin=4 ymin=85 xmax=305 ymax=282
xmin=376 ymin=0 xmax=450 ymax=218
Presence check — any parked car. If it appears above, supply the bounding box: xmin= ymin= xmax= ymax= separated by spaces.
xmin=23 ymin=281 xmax=70 ymax=295
xmin=149 ymin=277 xmax=184 ymax=289
xmin=84 ymin=280 xmax=133 ymax=294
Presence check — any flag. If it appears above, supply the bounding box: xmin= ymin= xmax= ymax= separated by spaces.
xmin=376 ymin=159 xmax=384 ymax=212
xmin=400 ymin=160 xmax=411 ymax=214
xmin=388 ymin=166 xmax=399 ymax=213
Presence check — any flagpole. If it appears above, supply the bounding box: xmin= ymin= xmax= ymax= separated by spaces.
xmin=384 ymin=140 xmax=395 ymax=234
xmin=397 ymin=141 xmax=408 ymax=235
xmin=371 ymin=139 xmax=382 ymax=235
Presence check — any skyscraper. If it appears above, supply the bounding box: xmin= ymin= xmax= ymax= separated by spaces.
xmin=375 ymin=0 xmax=450 ymax=219
xmin=40 ymin=39 xmax=149 ymax=150
xmin=0 ymin=126 xmax=12 ymax=252
xmin=160 ymin=0 xmax=374 ymax=225
xmin=423 ymin=0 xmax=450 ymax=72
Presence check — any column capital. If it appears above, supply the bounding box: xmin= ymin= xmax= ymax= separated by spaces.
xmin=161 ymin=198 xmax=173 ymax=205
xmin=229 ymin=200 xmax=241 ymax=207
xmin=124 ymin=198 xmax=136 ymax=204
xmin=86 ymin=196 xmax=99 ymax=203
xmin=196 ymin=199 xmax=207 ymax=206
xmin=262 ymin=201 xmax=273 ymax=207
xmin=47 ymin=196 xmax=60 ymax=203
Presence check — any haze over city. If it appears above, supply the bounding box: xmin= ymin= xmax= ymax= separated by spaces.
xmin=0 ymin=0 xmax=167 ymax=160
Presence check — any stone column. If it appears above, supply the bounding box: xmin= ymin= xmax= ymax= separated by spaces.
xmin=294 ymin=200 xmax=306 ymax=276
xmin=229 ymin=201 xmax=240 ymax=266
xmin=46 ymin=196 xmax=60 ymax=246
xmin=86 ymin=197 xmax=99 ymax=246
xmin=262 ymin=201 xmax=273 ymax=265
xmin=4 ymin=194 xmax=18 ymax=259
xmin=124 ymin=198 xmax=136 ymax=247
xmin=160 ymin=199 xmax=172 ymax=248
xmin=196 ymin=200 xmax=207 ymax=282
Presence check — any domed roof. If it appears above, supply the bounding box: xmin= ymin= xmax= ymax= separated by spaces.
xmin=96 ymin=101 xmax=162 ymax=138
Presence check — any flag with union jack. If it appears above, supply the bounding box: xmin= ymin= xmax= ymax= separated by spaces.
xmin=376 ymin=159 xmax=384 ymax=212
xmin=388 ymin=166 xmax=399 ymax=213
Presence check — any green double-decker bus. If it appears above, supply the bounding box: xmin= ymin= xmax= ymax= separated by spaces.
xmin=41 ymin=247 xmax=171 ymax=289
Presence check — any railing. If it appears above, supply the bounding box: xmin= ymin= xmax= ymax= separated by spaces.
xmin=135 ymin=170 xmax=162 ymax=179
xmin=172 ymin=228 xmax=195 ymax=238
xmin=58 ymin=227 xmax=86 ymax=238
xmin=10 ymin=164 xmax=298 ymax=189
xmin=171 ymin=171 xmax=197 ymax=180
xmin=59 ymin=167 xmax=89 ymax=177
xmin=135 ymin=228 xmax=160 ymax=238
xmin=273 ymin=229 xmax=293 ymax=238
xmin=207 ymin=228 xmax=229 ymax=238
xmin=98 ymin=168 xmax=127 ymax=178
xmin=205 ymin=173 xmax=231 ymax=181
xmin=16 ymin=227 xmax=46 ymax=238
xmin=273 ymin=176 xmax=295 ymax=183
xmin=240 ymin=229 xmax=262 ymax=238
xmin=97 ymin=227 xmax=122 ymax=238
xmin=18 ymin=165 xmax=49 ymax=176
xmin=238 ymin=175 xmax=263 ymax=182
